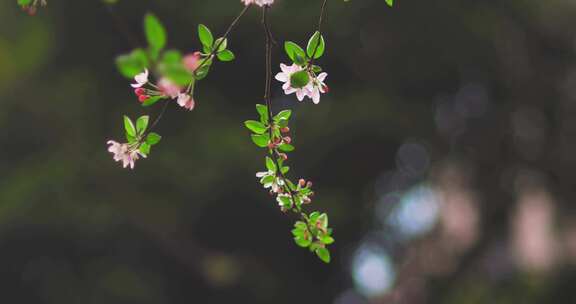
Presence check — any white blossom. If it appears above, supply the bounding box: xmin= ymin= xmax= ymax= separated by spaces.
xmin=131 ymin=69 xmax=149 ymax=88
xmin=242 ymin=0 xmax=274 ymax=7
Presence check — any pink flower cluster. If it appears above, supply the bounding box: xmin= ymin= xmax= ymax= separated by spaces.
xmin=107 ymin=141 xmax=145 ymax=169
xmin=131 ymin=67 xmax=196 ymax=111
xmin=275 ymin=63 xmax=328 ymax=104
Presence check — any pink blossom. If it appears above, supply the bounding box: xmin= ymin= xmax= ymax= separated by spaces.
xmin=308 ymin=72 xmax=328 ymax=104
xmin=107 ymin=140 xmax=145 ymax=169
xmin=177 ymin=93 xmax=195 ymax=111
xmin=131 ymin=69 xmax=149 ymax=88
xmin=183 ymin=52 xmax=202 ymax=72
xmin=157 ymin=78 xmax=181 ymax=99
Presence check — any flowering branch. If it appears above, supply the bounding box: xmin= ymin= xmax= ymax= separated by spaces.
xmin=108 ymin=7 xmax=249 ymax=169
xmin=101 ymin=0 xmax=395 ymax=263
xmin=242 ymin=4 xmax=334 ymax=263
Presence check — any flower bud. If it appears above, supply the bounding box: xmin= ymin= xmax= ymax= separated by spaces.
xmin=281 ymin=127 xmax=290 ymax=133
xmin=283 ymin=137 xmax=292 ymax=144
xmin=306 ymin=181 xmax=313 ymax=188
xmin=303 ymin=197 xmax=312 ymax=204
xmin=134 ymin=88 xmax=146 ymax=96
xmin=299 ymin=179 xmax=306 ymax=187
xmin=279 ymin=153 xmax=288 ymax=160
xmin=138 ymin=95 xmax=150 ymax=103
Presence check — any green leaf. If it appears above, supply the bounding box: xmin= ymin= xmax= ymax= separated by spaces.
xmin=18 ymin=0 xmax=32 ymax=6
xmin=198 ymin=24 xmax=214 ymax=49
xmin=136 ymin=115 xmax=149 ymax=134
xmin=161 ymin=49 xmax=182 ymax=65
xmin=294 ymin=221 xmax=307 ymax=230
xmin=294 ymin=236 xmax=312 ymax=248
xmin=306 ymin=31 xmax=326 ymax=59
xmin=160 ymin=63 xmax=194 ymax=86
xmin=281 ymin=166 xmax=290 ymax=174
xmin=284 ymin=41 xmax=306 ymax=63
xmin=214 ymin=37 xmax=228 ymax=52
xmin=123 ymin=116 xmax=136 ymax=137
xmin=142 ymin=96 xmax=165 ymax=107
xmin=315 ymin=247 xmax=331 ymax=263
xmin=139 ymin=142 xmax=151 ymax=155
xmin=292 ymin=228 xmax=305 ymax=237
xmin=294 ymin=53 xmax=307 ymax=66
xmin=194 ymin=58 xmax=213 ymax=80
xmin=217 ymin=49 xmax=235 ymax=62
xmin=278 ymin=144 xmax=295 ymax=152
xmin=251 ymin=134 xmax=270 ymax=148
xmin=146 ymin=132 xmax=162 ymax=145
xmin=320 ymin=234 xmax=335 ymax=245
xmin=116 ymin=49 xmax=149 ymax=78
xmin=265 ymin=157 xmax=277 ymax=172
xmin=277 ymin=195 xmax=292 ymax=208
xmin=385 ymin=0 xmax=393 ymax=7
xmin=256 ymin=104 xmax=269 ymax=123
xmin=126 ymin=133 xmax=137 ymax=144
xmin=290 ymin=70 xmax=310 ymax=88
xmin=309 ymin=211 xmax=320 ymax=223
xmin=261 ymin=175 xmax=275 ymax=185
xmin=274 ymin=110 xmax=292 ymax=122
xmin=145 ymin=14 xmax=167 ymax=58
xmin=277 ymin=118 xmax=289 ymax=129
xmin=244 ymin=120 xmax=267 ymax=134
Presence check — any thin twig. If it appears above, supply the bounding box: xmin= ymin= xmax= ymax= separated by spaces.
xmin=146 ymin=100 xmax=170 ymax=135
xmin=103 ymin=3 xmax=140 ymax=49
xmin=148 ymin=5 xmax=250 ymax=134
xmin=194 ymin=5 xmax=250 ymax=77
xmin=262 ymin=6 xmax=310 ymax=223
xmin=308 ymin=0 xmax=329 ymax=68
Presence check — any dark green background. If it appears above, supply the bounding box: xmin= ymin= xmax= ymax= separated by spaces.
xmin=2 ymin=0 xmax=576 ymax=303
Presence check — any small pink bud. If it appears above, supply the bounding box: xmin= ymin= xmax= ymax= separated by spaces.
xmin=303 ymin=197 xmax=312 ymax=204
xmin=283 ymin=137 xmax=292 ymax=144
xmin=279 ymin=153 xmax=288 ymax=160
xmin=267 ymin=143 xmax=276 ymax=149
xmin=306 ymin=181 xmax=313 ymax=188
xmin=299 ymin=179 xmax=306 ymax=187
xmin=134 ymin=88 xmax=146 ymax=95
xmin=138 ymin=95 xmax=149 ymax=103
xmin=281 ymin=127 xmax=290 ymax=133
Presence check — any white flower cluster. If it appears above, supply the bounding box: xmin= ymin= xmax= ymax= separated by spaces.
xmin=241 ymin=0 xmax=274 ymax=7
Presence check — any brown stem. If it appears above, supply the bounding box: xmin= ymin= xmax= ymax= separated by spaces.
xmin=262 ymin=5 xmax=312 ymax=229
